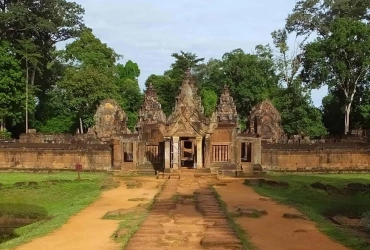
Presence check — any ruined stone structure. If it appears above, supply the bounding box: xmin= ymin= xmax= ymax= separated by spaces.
xmin=3 ymin=71 xmax=370 ymax=173
xmin=249 ymin=100 xmax=283 ymax=143
xmin=88 ymin=99 xmax=130 ymax=142
xmin=109 ymin=71 xmax=262 ymax=174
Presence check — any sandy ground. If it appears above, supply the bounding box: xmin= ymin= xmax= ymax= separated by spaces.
xmin=215 ymin=180 xmax=350 ymax=250
xmin=15 ymin=177 xmax=161 ymax=250
xmin=15 ymin=176 xmax=351 ymax=250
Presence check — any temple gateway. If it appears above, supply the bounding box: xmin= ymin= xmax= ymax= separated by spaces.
xmin=91 ymin=71 xmax=283 ymax=174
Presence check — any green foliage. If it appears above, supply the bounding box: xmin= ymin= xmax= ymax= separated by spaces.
xmin=222 ymin=48 xmax=279 ymax=119
xmin=146 ymin=74 xmax=177 ymax=116
xmin=0 ymin=129 xmax=11 ymax=139
xmin=117 ymin=60 xmax=140 ymax=81
xmin=321 ymin=92 xmax=344 ymax=135
xmin=115 ymin=62 xmax=143 ymax=130
xmin=273 ymin=83 xmax=327 ymax=136
xmin=200 ymin=88 xmax=218 ymax=117
xmin=58 ymin=30 xmax=121 ymax=130
xmin=0 ymin=172 xmax=107 ymax=250
xmin=0 ymin=40 xmax=36 ymax=127
xmin=301 ymin=18 xmax=370 ymax=133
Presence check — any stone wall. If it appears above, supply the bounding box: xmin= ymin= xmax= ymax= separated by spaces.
xmin=261 ymin=143 xmax=370 ymax=170
xmin=0 ymin=143 xmax=112 ymax=170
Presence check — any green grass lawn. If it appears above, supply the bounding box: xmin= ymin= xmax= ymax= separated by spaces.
xmin=250 ymin=174 xmax=370 ymax=250
xmin=0 ymin=172 xmax=109 ymax=250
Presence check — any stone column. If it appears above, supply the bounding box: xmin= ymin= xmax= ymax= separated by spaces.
xmin=113 ymin=139 xmax=122 ymax=169
xmin=204 ymin=134 xmax=211 ymax=168
xmin=164 ymin=137 xmax=171 ymax=169
xmin=172 ymin=136 xmax=180 ymax=169
xmin=253 ymin=138 xmax=262 ymax=164
xmin=196 ymin=137 xmax=203 ymax=168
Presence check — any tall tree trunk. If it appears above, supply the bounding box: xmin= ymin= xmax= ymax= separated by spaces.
xmin=25 ymin=58 xmax=29 ymax=133
xmin=79 ymin=117 xmax=83 ymax=134
xmin=344 ymin=102 xmax=352 ymax=135
xmin=30 ymin=67 xmax=36 ymax=85
xmin=0 ymin=118 xmax=4 ymax=132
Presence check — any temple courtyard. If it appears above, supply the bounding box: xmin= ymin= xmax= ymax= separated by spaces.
xmin=1 ymin=172 xmax=369 ymax=250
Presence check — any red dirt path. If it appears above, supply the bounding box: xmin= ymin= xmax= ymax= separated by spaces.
xmin=215 ymin=180 xmax=350 ymax=250
xmin=15 ymin=177 xmax=161 ymax=250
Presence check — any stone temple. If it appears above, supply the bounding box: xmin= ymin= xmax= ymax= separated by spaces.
xmin=104 ymin=71 xmax=282 ymax=174
xmin=2 ymin=70 xmax=369 ymax=172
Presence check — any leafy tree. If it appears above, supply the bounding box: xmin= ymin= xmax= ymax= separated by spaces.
xmin=0 ymin=40 xmax=32 ymax=133
xmin=270 ymin=28 xmax=326 ymax=136
xmin=58 ymin=30 xmax=121 ymax=133
xmin=221 ymin=48 xmax=279 ymax=121
xmin=273 ymin=82 xmax=327 ymax=136
xmin=200 ymin=88 xmax=218 ymax=117
xmin=195 ymin=59 xmax=225 ymax=96
xmin=117 ymin=60 xmax=140 ymax=81
xmin=115 ymin=61 xmax=143 ymax=130
xmin=145 ymin=74 xmax=176 ymax=116
xmin=301 ymin=18 xmax=370 ymax=133
xmin=286 ymin=0 xmax=370 ymax=37
xmin=321 ymin=91 xmax=344 ymax=135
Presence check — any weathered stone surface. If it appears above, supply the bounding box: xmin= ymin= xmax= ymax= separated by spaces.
xmin=164 ymin=71 xmax=212 ymax=137
xmin=249 ymin=100 xmax=284 ymax=142
xmin=137 ymin=83 xmax=166 ymax=126
xmin=217 ymin=85 xmax=238 ymax=125
xmin=89 ymin=99 xmax=130 ymax=141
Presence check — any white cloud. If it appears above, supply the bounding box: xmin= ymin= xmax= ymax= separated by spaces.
xmin=69 ymin=0 xmax=327 ymax=106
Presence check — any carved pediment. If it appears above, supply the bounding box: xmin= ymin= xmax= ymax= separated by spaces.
xmin=249 ymin=99 xmax=283 ymax=142
xmin=217 ymin=85 xmax=238 ymax=124
xmin=165 ymin=71 xmax=209 ymax=137
xmin=89 ymin=99 xmax=130 ymax=140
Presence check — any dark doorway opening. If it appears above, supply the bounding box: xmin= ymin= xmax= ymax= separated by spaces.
xmin=241 ymin=142 xmax=252 ymax=162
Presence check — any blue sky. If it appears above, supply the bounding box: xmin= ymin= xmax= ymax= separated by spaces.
xmin=72 ymin=0 xmax=327 ymax=107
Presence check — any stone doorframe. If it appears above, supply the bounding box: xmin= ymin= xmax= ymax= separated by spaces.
xmin=164 ymin=136 xmax=203 ymax=169
xmin=235 ymin=137 xmax=262 ymax=166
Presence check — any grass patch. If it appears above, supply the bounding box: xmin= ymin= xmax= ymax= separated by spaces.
xmin=0 ymin=172 xmax=109 ymax=249
xmin=211 ymin=187 xmax=256 ymax=250
xmin=250 ymin=174 xmax=370 ymax=250
xmin=105 ymin=184 xmax=161 ymax=249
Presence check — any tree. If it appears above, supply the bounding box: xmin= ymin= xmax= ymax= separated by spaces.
xmin=221 ymin=48 xmax=279 ymax=122
xmin=301 ymin=18 xmax=370 ymax=133
xmin=200 ymin=88 xmax=218 ymax=117
xmin=14 ymin=38 xmax=41 ymax=133
xmin=273 ymin=81 xmax=327 ymax=136
xmin=145 ymin=74 xmax=175 ymax=116
xmin=286 ymin=0 xmax=370 ymax=37
xmin=116 ymin=61 xmax=143 ymax=130
xmin=117 ymin=60 xmax=140 ymax=81
xmin=0 ymin=40 xmax=32 ymax=133
xmin=58 ymin=30 xmax=121 ymax=133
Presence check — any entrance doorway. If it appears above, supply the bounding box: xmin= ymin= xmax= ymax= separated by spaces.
xmin=241 ymin=142 xmax=252 ymax=162
xmin=180 ymin=137 xmax=195 ymax=168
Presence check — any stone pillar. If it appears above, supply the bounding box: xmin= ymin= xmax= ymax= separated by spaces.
xmin=172 ymin=136 xmax=180 ymax=169
xmin=113 ymin=139 xmax=122 ymax=169
xmin=164 ymin=137 xmax=171 ymax=169
xmin=196 ymin=137 xmax=203 ymax=168
xmin=253 ymin=138 xmax=262 ymax=164
xmin=204 ymin=134 xmax=211 ymax=168
xmin=133 ymin=141 xmax=138 ymax=167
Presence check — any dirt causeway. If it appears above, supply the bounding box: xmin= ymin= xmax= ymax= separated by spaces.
xmin=215 ymin=180 xmax=350 ymax=250
xmin=15 ymin=176 xmax=351 ymax=250
xmin=15 ymin=177 xmax=161 ymax=250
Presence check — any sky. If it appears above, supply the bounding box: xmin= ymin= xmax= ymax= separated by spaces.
xmin=71 ymin=0 xmax=327 ymax=107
